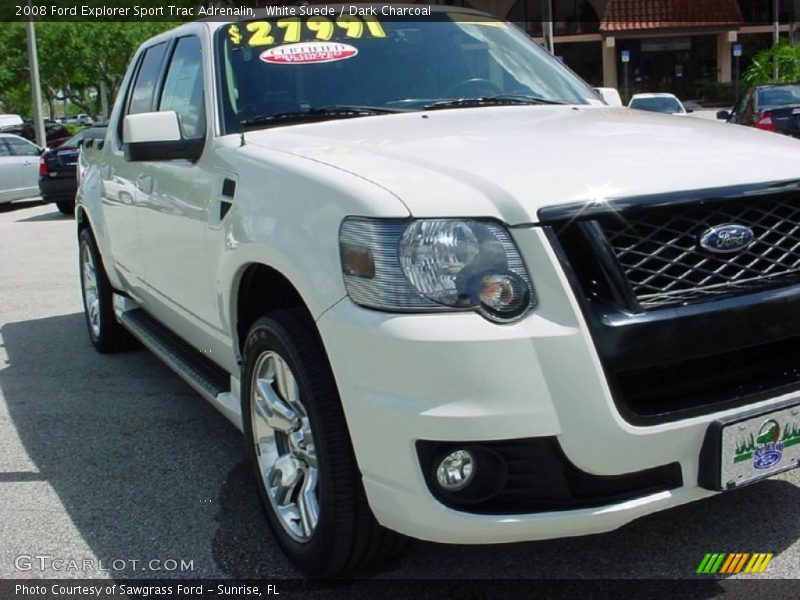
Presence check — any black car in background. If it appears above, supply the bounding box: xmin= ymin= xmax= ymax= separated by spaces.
xmin=39 ymin=126 xmax=106 ymax=215
xmin=0 ymin=120 xmax=71 ymax=147
xmin=718 ymin=83 xmax=800 ymax=138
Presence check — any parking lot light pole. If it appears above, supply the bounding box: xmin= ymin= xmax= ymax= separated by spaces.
xmin=541 ymin=0 xmax=554 ymax=54
xmin=774 ymin=0 xmax=780 ymax=79
xmin=24 ymin=16 xmax=46 ymax=148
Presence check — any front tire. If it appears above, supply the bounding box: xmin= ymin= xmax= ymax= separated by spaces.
xmin=241 ymin=309 xmax=406 ymax=576
xmin=78 ymin=228 xmax=130 ymax=353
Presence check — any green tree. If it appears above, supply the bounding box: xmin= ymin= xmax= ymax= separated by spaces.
xmin=0 ymin=22 xmax=176 ymax=118
xmin=742 ymin=42 xmax=800 ymax=88
xmin=0 ymin=23 xmax=31 ymax=114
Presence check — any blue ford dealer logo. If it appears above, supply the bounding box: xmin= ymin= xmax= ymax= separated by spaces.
xmin=699 ymin=224 xmax=754 ymax=254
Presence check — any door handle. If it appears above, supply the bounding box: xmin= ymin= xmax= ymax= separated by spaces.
xmin=136 ymin=174 xmax=154 ymax=195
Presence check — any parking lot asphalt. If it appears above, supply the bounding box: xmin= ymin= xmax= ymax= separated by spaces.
xmin=1 ymin=200 xmax=799 ymax=588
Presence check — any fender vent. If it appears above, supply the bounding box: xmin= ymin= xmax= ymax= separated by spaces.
xmin=222 ymin=178 xmax=236 ymax=198
xmin=220 ymin=178 xmax=236 ymax=220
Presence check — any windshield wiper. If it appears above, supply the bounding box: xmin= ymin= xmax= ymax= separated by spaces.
xmin=423 ymin=94 xmax=567 ymax=110
xmin=240 ymin=105 xmax=405 ymax=129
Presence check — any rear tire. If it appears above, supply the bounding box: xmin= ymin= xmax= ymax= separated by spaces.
xmin=56 ymin=199 xmax=74 ymax=215
xmin=78 ymin=228 xmax=131 ymax=353
xmin=241 ymin=309 xmax=407 ymax=576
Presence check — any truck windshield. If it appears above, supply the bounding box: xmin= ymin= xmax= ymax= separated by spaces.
xmin=216 ymin=13 xmax=597 ymax=131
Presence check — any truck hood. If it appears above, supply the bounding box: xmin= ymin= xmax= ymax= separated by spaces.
xmin=244 ymin=105 xmax=800 ymax=224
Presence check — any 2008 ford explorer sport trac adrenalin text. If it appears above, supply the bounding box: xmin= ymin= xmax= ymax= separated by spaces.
xmin=76 ymin=6 xmax=800 ymax=575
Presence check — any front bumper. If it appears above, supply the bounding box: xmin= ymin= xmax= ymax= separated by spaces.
xmin=316 ymin=227 xmax=798 ymax=543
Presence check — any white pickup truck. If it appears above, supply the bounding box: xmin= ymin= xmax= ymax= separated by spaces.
xmin=76 ymin=6 xmax=800 ymax=575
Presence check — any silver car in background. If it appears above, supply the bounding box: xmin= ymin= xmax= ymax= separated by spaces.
xmin=0 ymin=133 xmax=42 ymax=204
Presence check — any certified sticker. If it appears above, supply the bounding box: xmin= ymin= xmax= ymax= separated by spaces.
xmin=259 ymin=42 xmax=358 ymax=65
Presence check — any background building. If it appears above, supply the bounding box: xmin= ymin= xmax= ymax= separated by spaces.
xmin=450 ymin=0 xmax=796 ymax=101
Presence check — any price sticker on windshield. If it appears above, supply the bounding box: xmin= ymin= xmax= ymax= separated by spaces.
xmin=227 ymin=16 xmax=386 ymax=47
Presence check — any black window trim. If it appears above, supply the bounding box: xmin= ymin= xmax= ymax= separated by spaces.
xmin=213 ymin=29 xmax=237 ymax=137
xmin=156 ymin=34 xmax=208 ymax=141
xmin=116 ymin=39 xmax=174 ymax=148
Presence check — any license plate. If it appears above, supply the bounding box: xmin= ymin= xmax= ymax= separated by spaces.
xmin=700 ymin=399 xmax=800 ymax=491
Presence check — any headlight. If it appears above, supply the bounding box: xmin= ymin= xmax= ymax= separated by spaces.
xmin=339 ymin=218 xmax=535 ymax=323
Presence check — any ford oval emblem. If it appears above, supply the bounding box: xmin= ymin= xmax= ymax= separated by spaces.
xmin=698 ymin=224 xmax=754 ymax=254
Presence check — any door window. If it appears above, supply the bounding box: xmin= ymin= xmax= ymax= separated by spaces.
xmin=159 ymin=37 xmax=206 ymax=139
xmin=0 ymin=140 xmax=10 ymax=156
xmin=119 ymin=42 xmax=168 ymax=142
xmin=129 ymin=43 xmax=168 ymax=115
xmin=5 ymin=137 xmax=39 ymax=156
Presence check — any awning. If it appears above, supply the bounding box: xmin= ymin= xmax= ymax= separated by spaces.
xmin=601 ymin=0 xmax=744 ymax=33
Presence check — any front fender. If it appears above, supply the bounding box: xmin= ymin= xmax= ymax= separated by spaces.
xmin=75 ymin=163 xmax=124 ymax=291
xmin=215 ymin=144 xmax=410 ymax=343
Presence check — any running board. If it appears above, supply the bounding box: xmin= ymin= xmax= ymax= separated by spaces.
xmin=115 ymin=299 xmax=243 ymax=430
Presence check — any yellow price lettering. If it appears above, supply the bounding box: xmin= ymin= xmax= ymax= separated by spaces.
xmin=276 ymin=17 xmax=301 ymax=43
xmin=246 ymin=21 xmax=274 ymax=46
xmin=238 ymin=16 xmax=386 ymax=47
xmin=307 ymin=16 xmax=334 ymax=41
xmin=335 ymin=16 xmax=363 ymax=38
xmin=363 ymin=15 xmax=387 ymax=38
xmin=227 ymin=25 xmax=243 ymax=45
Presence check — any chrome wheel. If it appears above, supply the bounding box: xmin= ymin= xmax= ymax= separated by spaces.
xmin=81 ymin=240 xmax=101 ymax=339
xmin=250 ymin=350 xmax=319 ymax=543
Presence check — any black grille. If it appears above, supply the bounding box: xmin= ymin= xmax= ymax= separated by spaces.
xmin=544 ymin=183 xmax=800 ymax=423
xmin=597 ymin=195 xmax=800 ymax=309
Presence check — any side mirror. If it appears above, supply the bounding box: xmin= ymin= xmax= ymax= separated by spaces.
xmin=716 ymin=110 xmax=731 ymax=120
xmin=686 ymin=109 xmax=694 ymax=114
xmin=123 ymin=111 xmax=203 ymax=162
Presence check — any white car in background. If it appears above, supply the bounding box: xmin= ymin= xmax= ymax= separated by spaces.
xmin=628 ymin=92 xmax=689 ymax=115
xmin=0 ymin=114 xmax=23 ymax=128
xmin=0 ymin=133 xmax=42 ymax=204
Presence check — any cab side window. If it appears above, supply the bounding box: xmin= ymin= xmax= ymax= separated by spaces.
xmin=159 ymin=37 xmax=206 ymax=139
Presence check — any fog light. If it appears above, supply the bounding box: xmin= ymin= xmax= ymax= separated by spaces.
xmin=435 ymin=449 xmax=475 ymax=491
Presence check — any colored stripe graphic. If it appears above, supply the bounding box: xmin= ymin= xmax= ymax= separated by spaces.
xmin=710 ymin=553 xmax=726 ymax=573
xmin=719 ymin=553 xmax=750 ymax=574
xmin=697 ymin=553 xmax=772 ymax=574
xmin=697 ymin=553 xmax=727 ymax=574
xmin=733 ymin=553 xmax=750 ymax=573
xmin=720 ymin=554 xmax=736 ymax=573
xmin=744 ymin=553 xmax=774 ymax=573
xmin=696 ymin=553 xmax=713 ymax=573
